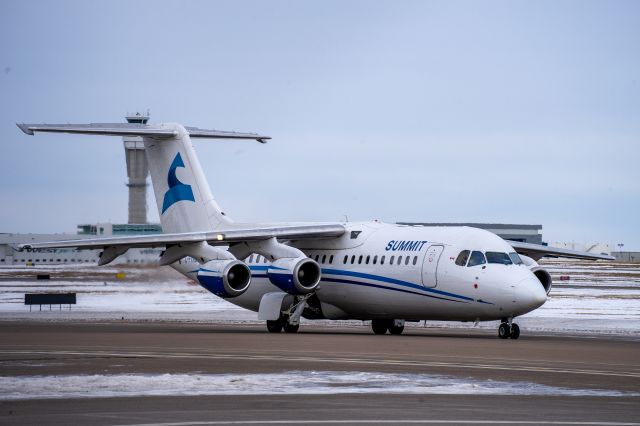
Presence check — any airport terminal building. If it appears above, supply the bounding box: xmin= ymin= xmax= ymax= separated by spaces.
xmin=0 ymin=223 xmax=163 ymax=266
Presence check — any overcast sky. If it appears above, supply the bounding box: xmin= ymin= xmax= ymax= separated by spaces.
xmin=1 ymin=0 xmax=638 ymax=249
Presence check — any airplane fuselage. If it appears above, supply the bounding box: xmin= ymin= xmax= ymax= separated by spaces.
xmin=173 ymin=221 xmax=548 ymax=322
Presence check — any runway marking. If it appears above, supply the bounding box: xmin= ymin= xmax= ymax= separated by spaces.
xmin=112 ymin=420 xmax=640 ymax=425
xmin=6 ymin=343 xmax=639 ymax=371
xmin=2 ymin=349 xmax=639 ymax=379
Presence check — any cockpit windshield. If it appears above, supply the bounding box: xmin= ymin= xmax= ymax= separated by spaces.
xmin=486 ymin=252 xmax=513 ymax=265
xmin=455 ymin=250 xmax=470 ymax=266
xmin=467 ymin=251 xmax=486 ymax=267
xmin=509 ymin=252 xmax=524 ymax=265
xmin=455 ymin=250 xmax=523 ymax=267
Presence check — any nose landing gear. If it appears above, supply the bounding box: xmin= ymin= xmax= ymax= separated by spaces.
xmin=498 ymin=318 xmax=520 ymax=340
xmin=371 ymin=319 xmax=405 ymax=335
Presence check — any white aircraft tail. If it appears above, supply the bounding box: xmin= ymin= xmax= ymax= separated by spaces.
xmin=17 ymin=121 xmax=270 ymax=234
xmin=144 ymin=124 xmax=232 ymax=233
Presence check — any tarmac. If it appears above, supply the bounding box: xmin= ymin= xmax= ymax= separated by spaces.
xmin=1 ymin=321 xmax=639 ymax=425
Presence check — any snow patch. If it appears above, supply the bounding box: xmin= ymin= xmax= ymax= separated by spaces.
xmin=1 ymin=371 xmax=635 ymax=400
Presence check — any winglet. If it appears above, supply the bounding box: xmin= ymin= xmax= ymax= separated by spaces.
xmin=16 ymin=123 xmax=34 ymax=135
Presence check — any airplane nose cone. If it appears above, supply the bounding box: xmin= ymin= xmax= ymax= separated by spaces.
xmin=516 ymin=276 xmax=547 ymax=311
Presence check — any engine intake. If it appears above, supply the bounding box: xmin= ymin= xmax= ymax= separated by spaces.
xmin=520 ymin=255 xmax=553 ymax=295
xmin=197 ymin=259 xmax=251 ymax=298
xmin=267 ymin=257 xmax=321 ymax=295
xmin=532 ymin=267 xmax=552 ymax=295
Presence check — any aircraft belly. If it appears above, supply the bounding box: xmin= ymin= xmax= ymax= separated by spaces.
xmin=316 ymin=280 xmax=490 ymax=320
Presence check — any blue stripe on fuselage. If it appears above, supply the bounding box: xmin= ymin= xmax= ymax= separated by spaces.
xmin=246 ymin=265 xmax=487 ymax=304
xmin=321 ymin=268 xmax=476 ymax=302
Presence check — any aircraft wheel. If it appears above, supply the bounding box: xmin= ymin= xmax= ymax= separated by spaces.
xmin=283 ymin=322 xmax=300 ymax=333
xmin=266 ymin=320 xmax=283 ymax=333
xmin=498 ymin=322 xmax=511 ymax=339
xmin=371 ymin=319 xmax=389 ymax=335
xmin=388 ymin=322 xmax=404 ymax=335
xmin=509 ymin=323 xmax=520 ymax=340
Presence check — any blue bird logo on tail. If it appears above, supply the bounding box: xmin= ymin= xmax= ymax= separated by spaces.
xmin=162 ymin=153 xmax=195 ymax=214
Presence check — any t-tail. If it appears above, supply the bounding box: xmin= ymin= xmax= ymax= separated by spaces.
xmin=16 ymin=122 xmax=270 ymax=233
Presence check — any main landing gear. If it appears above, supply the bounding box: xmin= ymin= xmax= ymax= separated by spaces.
xmin=371 ymin=319 xmax=405 ymax=335
xmin=266 ymin=315 xmax=300 ymax=333
xmin=265 ymin=294 xmax=310 ymax=334
xmin=498 ymin=318 xmax=520 ymax=340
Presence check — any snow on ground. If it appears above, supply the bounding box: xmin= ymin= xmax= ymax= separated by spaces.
xmin=0 ymin=261 xmax=639 ymax=336
xmin=1 ymin=371 xmax=636 ymax=400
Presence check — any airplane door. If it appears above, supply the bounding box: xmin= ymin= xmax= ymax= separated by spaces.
xmin=421 ymin=244 xmax=444 ymax=288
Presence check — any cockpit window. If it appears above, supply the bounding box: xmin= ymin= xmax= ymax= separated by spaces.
xmin=509 ymin=252 xmax=523 ymax=265
xmin=467 ymin=251 xmax=486 ymax=267
xmin=455 ymin=250 xmax=470 ymax=266
xmin=486 ymin=252 xmax=513 ymax=265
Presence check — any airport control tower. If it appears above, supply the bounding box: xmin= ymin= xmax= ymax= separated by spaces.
xmin=123 ymin=112 xmax=150 ymax=224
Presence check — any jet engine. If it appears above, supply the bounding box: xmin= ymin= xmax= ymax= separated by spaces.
xmin=520 ymin=255 xmax=552 ymax=295
xmin=267 ymin=257 xmax=321 ymax=295
xmin=196 ymin=259 xmax=251 ymax=298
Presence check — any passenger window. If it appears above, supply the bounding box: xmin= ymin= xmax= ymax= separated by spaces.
xmin=381 ymin=256 xmax=385 ymax=265
xmin=509 ymin=252 xmax=523 ymax=265
xmin=321 ymin=255 xmax=326 ymax=264
xmin=365 ymin=255 xmax=370 ymax=264
xmin=413 ymin=256 xmax=418 ymax=265
xmin=455 ymin=250 xmax=470 ymax=266
xmin=248 ymin=255 xmax=254 ymax=263
xmin=351 ymin=255 xmax=356 ymax=264
xmin=398 ymin=256 xmax=402 ymax=265
xmin=467 ymin=251 xmax=486 ymax=267
xmin=486 ymin=252 xmax=512 ymax=265
xmin=358 ymin=255 xmax=363 ymax=264
xmin=373 ymin=255 xmax=378 ymax=264
xmin=329 ymin=255 xmax=334 ymax=264
xmin=315 ymin=254 xmax=320 ymax=262
xmin=390 ymin=256 xmax=394 ymax=265
xmin=343 ymin=255 xmax=348 ymax=264
xmin=405 ymin=256 xmax=410 ymax=265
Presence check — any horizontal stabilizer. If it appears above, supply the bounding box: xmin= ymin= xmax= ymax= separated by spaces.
xmin=17 ymin=123 xmax=270 ymax=142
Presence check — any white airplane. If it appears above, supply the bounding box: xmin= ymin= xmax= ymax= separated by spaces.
xmin=17 ymin=121 xmax=612 ymax=339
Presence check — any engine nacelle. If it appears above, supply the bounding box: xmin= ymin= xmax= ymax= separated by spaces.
xmin=196 ymin=259 xmax=251 ymax=298
xmin=267 ymin=257 xmax=321 ymax=295
xmin=520 ymin=255 xmax=553 ymax=295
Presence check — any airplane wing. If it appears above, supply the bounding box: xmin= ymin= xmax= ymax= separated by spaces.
xmin=18 ymin=224 xmax=346 ymax=251
xmin=16 ymin=123 xmax=270 ymax=142
xmin=508 ymin=241 xmax=614 ymax=261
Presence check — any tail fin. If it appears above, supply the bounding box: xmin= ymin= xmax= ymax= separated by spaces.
xmin=144 ymin=123 xmax=229 ymax=233
xmin=18 ymin=121 xmax=269 ymax=233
